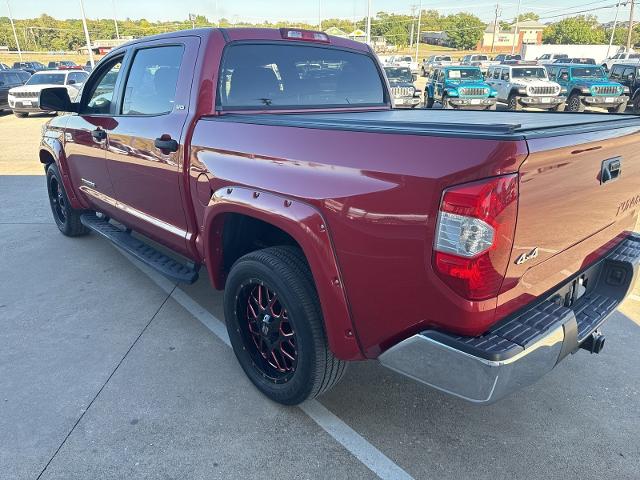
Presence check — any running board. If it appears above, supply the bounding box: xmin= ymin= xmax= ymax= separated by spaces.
xmin=80 ymin=214 xmax=199 ymax=284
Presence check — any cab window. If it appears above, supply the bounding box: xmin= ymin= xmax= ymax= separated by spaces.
xmin=82 ymin=57 xmax=123 ymax=114
xmin=622 ymin=67 xmax=636 ymax=81
xmin=492 ymin=67 xmax=501 ymax=79
xmin=121 ymin=45 xmax=184 ymax=115
xmin=501 ymin=69 xmax=510 ymax=81
xmin=610 ymin=65 xmax=624 ymax=80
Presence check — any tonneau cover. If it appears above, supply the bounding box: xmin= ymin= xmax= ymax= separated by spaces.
xmin=213 ymin=110 xmax=640 ymax=140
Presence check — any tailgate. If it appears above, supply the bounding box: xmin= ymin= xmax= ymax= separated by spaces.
xmin=499 ymin=126 xmax=640 ymax=310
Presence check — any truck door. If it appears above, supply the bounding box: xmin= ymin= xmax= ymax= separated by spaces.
xmin=99 ymin=38 xmax=199 ymax=256
xmin=64 ymin=55 xmax=125 ymax=206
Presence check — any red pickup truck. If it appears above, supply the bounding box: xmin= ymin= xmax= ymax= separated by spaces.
xmin=38 ymin=28 xmax=640 ymax=405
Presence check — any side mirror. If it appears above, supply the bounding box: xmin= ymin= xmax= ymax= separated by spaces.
xmin=39 ymin=87 xmax=78 ymax=113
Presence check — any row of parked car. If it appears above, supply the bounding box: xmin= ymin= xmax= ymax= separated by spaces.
xmin=0 ymin=60 xmax=93 ymax=74
xmin=0 ymin=67 xmax=89 ymax=117
xmin=386 ymin=59 xmax=640 ymax=114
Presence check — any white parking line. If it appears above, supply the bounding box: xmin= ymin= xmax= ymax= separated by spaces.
xmin=630 ymin=294 xmax=640 ymax=302
xmin=118 ymin=251 xmax=414 ymax=480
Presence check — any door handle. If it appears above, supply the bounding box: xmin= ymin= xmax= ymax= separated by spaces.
xmin=91 ymin=128 xmax=107 ymax=142
xmin=154 ymin=137 xmax=179 ymax=153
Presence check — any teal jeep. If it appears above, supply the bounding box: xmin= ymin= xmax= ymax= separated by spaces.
xmin=425 ymin=66 xmax=497 ymax=110
xmin=546 ymin=64 xmax=629 ymax=113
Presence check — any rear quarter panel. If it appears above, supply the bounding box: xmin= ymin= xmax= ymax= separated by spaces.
xmin=190 ymin=119 xmax=527 ymax=358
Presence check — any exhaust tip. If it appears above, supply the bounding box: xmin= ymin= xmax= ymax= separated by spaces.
xmin=580 ymin=331 xmax=605 ymax=354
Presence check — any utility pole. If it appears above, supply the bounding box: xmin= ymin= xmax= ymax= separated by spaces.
xmin=79 ymin=0 xmax=95 ymax=68
xmin=409 ymin=23 xmax=414 ymax=48
xmin=627 ymin=0 xmax=636 ymax=51
xmin=189 ymin=13 xmax=196 ymax=29
xmin=608 ymin=1 xmax=624 ymax=59
xmin=366 ymin=0 xmax=372 ymax=44
xmin=5 ymin=0 xmax=22 ymax=61
xmin=490 ymin=3 xmax=501 ymax=53
xmin=112 ymin=0 xmax=120 ymax=39
xmin=511 ymin=0 xmax=521 ymax=55
xmin=415 ymin=0 xmax=422 ymax=62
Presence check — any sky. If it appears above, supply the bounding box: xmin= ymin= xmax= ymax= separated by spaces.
xmin=4 ymin=0 xmax=632 ymax=25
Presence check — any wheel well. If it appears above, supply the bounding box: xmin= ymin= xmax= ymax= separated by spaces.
xmin=39 ymin=149 xmax=54 ymax=165
xmin=220 ymin=213 xmax=302 ymax=275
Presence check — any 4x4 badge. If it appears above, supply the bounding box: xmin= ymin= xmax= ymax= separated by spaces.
xmin=515 ymin=247 xmax=539 ymax=265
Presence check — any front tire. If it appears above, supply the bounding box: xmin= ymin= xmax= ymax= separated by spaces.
xmin=567 ymin=93 xmax=585 ymax=112
xmin=441 ymin=95 xmax=453 ymax=109
xmin=507 ymin=93 xmax=519 ymax=111
xmin=46 ymin=163 xmax=89 ymax=237
xmin=425 ymin=96 xmax=434 ymax=109
xmin=13 ymin=111 xmax=28 ymax=118
xmin=633 ymin=95 xmax=640 ymax=115
xmin=224 ymin=246 xmax=347 ymax=405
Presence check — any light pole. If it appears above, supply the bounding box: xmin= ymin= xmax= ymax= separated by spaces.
xmin=5 ymin=0 xmax=22 ymax=61
xmin=366 ymin=0 xmax=371 ymax=44
xmin=79 ymin=0 xmax=95 ymax=68
xmin=511 ymin=0 xmax=521 ymax=55
xmin=112 ymin=0 xmax=120 ymax=40
xmin=414 ymin=0 xmax=422 ymax=62
xmin=607 ymin=1 xmax=624 ymax=59
xmin=318 ymin=0 xmax=322 ymax=31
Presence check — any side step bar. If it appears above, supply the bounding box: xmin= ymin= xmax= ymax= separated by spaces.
xmin=80 ymin=214 xmax=199 ymax=284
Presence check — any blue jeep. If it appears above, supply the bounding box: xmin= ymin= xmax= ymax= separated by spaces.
xmin=546 ymin=64 xmax=629 ymax=113
xmin=425 ymin=66 xmax=497 ymax=110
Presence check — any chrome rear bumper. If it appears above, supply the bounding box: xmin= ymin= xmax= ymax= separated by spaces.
xmin=379 ymin=234 xmax=640 ymax=404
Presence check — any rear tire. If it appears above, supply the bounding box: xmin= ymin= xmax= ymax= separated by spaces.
xmin=441 ymin=95 xmax=453 ymax=109
xmin=425 ymin=96 xmax=434 ymax=109
xmin=46 ymin=163 xmax=90 ymax=237
xmin=507 ymin=93 xmax=519 ymax=111
xmin=224 ymin=246 xmax=347 ymax=405
xmin=13 ymin=111 xmax=28 ymax=118
xmin=567 ymin=93 xmax=585 ymax=112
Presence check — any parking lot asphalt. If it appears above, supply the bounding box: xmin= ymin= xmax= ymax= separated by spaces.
xmin=1 ymin=112 xmax=640 ymax=480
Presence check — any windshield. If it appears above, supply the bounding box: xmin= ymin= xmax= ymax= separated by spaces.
xmin=399 ymin=56 xmax=412 ymax=62
xmin=446 ymin=68 xmax=483 ymax=81
xmin=572 ymin=66 xmax=606 ymax=79
xmin=384 ymin=67 xmax=412 ymax=82
xmin=473 ymin=56 xmax=488 ymax=61
xmin=435 ymin=56 xmax=452 ymax=62
xmin=512 ymin=67 xmax=547 ymax=79
xmin=219 ymin=43 xmax=385 ymax=109
xmin=25 ymin=73 xmax=66 ymax=85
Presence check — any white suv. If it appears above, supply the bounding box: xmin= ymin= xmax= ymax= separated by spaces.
xmin=602 ymin=52 xmax=640 ymax=72
xmin=486 ymin=64 xmax=565 ymax=111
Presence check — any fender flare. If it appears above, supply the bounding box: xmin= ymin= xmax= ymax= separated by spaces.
xmin=39 ymin=135 xmax=85 ymax=210
xmin=201 ymin=186 xmax=363 ymax=361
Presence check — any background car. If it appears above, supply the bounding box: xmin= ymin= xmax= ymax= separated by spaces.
xmin=425 ymin=66 xmax=497 ymax=110
xmin=460 ymin=54 xmax=499 ymax=73
xmin=386 ymin=55 xmax=419 ymax=74
xmin=384 ymin=66 xmax=421 ymax=108
xmin=8 ymin=69 xmax=88 ymax=117
xmin=554 ymin=57 xmax=596 ymax=65
xmin=536 ymin=53 xmax=569 ymax=65
xmin=47 ymin=60 xmax=83 ymax=70
xmin=0 ymin=69 xmax=29 ymax=112
xmin=602 ymin=51 xmax=640 ymax=71
xmin=420 ymin=55 xmax=453 ymax=76
xmin=493 ymin=54 xmax=522 ymax=63
xmin=546 ymin=63 xmax=628 ymax=112
xmin=12 ymin=61 xmax=46 ymax=74
xmin=609 ymin=63 xmax=640 ymax=113
xmin=487 ymin=64 xmax=565 ymax=111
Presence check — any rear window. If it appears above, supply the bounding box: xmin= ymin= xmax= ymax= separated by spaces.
xmin=25 ymin=73 xmax=66 ymax=85
xmin=219 ymin=43 xmax=385 ymax=109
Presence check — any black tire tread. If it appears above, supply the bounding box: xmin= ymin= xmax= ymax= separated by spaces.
xmin=46 ymin=163 xmax=90 ymax=237
xmin=255 ymin=246 xmax=347 ymax=398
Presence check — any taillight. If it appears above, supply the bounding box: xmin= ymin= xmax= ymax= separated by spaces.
xmin=433 ymin=174 xmax=518 ymax=301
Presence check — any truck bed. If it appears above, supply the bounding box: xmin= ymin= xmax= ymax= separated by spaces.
xmin=214 ymin=110 xmax=640 ymax=140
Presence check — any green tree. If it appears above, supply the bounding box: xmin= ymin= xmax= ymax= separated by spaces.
xmin=542 ymin=15 xmax=606 ymax=45
xmin=442 ymin=13 xmax=485 ymax=50
xmin=516 ymin=12 xmax=540 ymax=23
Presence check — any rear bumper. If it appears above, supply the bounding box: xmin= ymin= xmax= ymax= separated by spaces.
xmin=379 ymin=233 xmax=640 ymax=404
